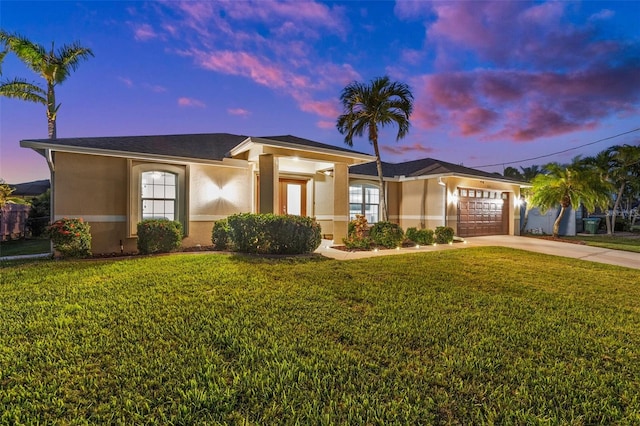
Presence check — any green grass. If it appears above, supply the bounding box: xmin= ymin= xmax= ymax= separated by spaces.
xmin=1 ymin=248 xmax=640 ymax=424
xmin=560 ymin=234 xmax=640 ymax=253
xmin=0 ymin=238 xmax=50 ymax=257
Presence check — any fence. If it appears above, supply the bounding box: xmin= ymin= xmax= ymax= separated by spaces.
xmin=1 ymin=204 xmax=31 ymax=241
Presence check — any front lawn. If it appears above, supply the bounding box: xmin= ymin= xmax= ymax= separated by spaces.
xmin=0 ymin=238 xmax=50 ymax=257
xmin=1 ymin=248 xmax=640 ymax=423
xmin=559 ymin=234 xmax=640 ymax=253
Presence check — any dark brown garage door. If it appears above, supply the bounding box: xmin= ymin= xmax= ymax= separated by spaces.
xmin=457 ymin=188 xmax=509 ymax=237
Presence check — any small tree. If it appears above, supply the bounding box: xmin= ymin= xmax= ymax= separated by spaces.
xmin=530 ymin=160 xmax=613 ymax=238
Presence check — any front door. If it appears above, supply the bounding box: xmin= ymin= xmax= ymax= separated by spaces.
xmin=279 ymin=179 xmax=307 ymax=216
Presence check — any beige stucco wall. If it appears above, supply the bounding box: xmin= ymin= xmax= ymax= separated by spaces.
xmin=394 ymin=179 xmax=447 ymax=231
xmin=313 ymin=172 xmax=335 ymax=238
xmin=53 ymin=152 xmax=133 ymax=254
xmin=184 ymin=163 xmax=252 ymax=247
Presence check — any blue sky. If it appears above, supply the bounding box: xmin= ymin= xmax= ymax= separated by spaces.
xmin=1 ymin=0 xmax=639 ymax=183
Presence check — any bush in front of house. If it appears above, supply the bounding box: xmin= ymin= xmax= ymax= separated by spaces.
xmin=435 ymin=226 xmax=455 ymax=244
xmin=137 ymin=219 xmax=183 ymax=254
xmin=48 ymin=217 xmax=92 ymax=258
xmin=211 ymin=218 xmax=231 ymax=250
xmin=343 ymin=214 xmax=372 ymax=250
xmin=406 ymin=227 xmax=435 ymax=245
xmin=225 ymin=213 xmax=322 ymax=254
xmin=370 ymin=221 xmax=404 ymax=249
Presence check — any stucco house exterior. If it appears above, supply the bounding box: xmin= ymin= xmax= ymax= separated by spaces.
xmin=21 ymin=133 xmax=525 ymax=253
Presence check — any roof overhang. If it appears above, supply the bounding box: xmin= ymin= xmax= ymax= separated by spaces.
xmin=229 ymin=137 xmax=375 ymax=165
xmin=349 ymin=171 xmax=531 ymax=187
xmin=20 ymin=139 xmax=249 ymax=169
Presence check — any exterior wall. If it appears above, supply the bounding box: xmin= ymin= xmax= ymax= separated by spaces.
xmin=394 ymin=179 xmax=447 ymax=230
xmin=53 ymin=152 xmax=131 ymax=253
xmin=524 ymin=207 xmax=578 ymax=236
xmin=314 ymin=172 xmax=335 ymax=238
xmin=184 ymin=163 xmax=253 ymax=247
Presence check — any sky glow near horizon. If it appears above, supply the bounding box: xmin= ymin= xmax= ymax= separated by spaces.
xmin=1 ymin=0 xmax=639 ymax=183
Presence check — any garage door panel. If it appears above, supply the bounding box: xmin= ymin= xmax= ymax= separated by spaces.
xmin=457 ymin=188 xmax=509 ymax=237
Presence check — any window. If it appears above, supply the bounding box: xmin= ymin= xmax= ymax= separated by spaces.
xmin=129 ymin=162 xmax=188 ymax=237
xmin=141 ymin=171 xmax=177 ymax=220
xmin=349 ymin=184 xmax=380 ymax=223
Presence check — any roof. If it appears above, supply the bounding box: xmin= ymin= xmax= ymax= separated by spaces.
xmin=350 ymin=158 xmax=526 ymax=184
xmin=10 ymin=179 xmax=50 ymax=196
xmin=20 ymin=133 xmax=373 ymax=162
xmin=260 ymin=135 xmax=370 ymax=157
xmin=21 ymin=133 xmax=249 ymax=162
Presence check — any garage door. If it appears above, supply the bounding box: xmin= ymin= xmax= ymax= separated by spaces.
xmin=457 ymin=188 xmax=509 ymax=237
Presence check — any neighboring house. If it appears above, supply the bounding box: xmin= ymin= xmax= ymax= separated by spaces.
xmin=21 ymin=133 xmax=526 ymax=253
xmin=349 ymin=159 xmax=525 ymax=238
xmin=523 ymin=206 xmax=581 ymax=236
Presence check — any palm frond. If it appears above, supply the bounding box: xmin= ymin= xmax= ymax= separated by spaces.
xmin=0 ymin=78 xmax=47 ymax=104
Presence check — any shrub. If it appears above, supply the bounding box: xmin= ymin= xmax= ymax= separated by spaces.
xmin=435 ymin=226 xmax=455 ymax=244
xmin=343 ymin=214 xmax=372 ymax=250
xmin=48 ymin=217 xmax=92 ymax=258
xmin=137 ymin=219 xmax=182 ymax=254
xmin=27 ymin=189 xmax=50 ymax=237
xmin=370 ymin=221 xmax=404 ymax=248
xmin=226 ymin=213 xmax=321 ymax=255
xmin=406 ymin=227 xmax=435 ymax=245
xmin=211 ymin=218 xmax=231 ymax=250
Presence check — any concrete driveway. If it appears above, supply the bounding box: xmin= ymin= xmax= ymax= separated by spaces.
xmin=317 ymin=236 xmax=640 ymax=270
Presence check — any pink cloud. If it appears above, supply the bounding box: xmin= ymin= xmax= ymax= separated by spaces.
xmin=118 ymin=76 xmax=134 ymax=88
xmin=297 ymin=99 xmax=340 ymax=119
xmin=412 ymin=63 xmax=640 ymax=141
xmin=316 ymin=120 xmax=335 ymax=129
xmin=193 ymin=50 xmax=287 ymax=89
xmin=178 ymin=97 xmax=205 ymax=108
xmin=132 ymin=23 xmax=159 ymax=41
xmin=381 ymin=143 xmax=436 ymax=156
xmin=228 ymin=108 xmax=251 ymax=117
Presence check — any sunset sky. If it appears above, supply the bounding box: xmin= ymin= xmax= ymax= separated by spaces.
xmin=1 ymin=1 xmax=639 ymax=184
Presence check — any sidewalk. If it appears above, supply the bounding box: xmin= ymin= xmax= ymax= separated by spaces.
xmin=316 ymin=236 xmax=640 ymax=270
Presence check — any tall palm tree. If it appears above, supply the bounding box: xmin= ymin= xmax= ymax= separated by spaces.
xmin=337 ymin=76 xmax=413 ymax=221
xmin=0 ymin=30 xmax=93 ymax=138
xmin=530 ymin=160 xmax=613 ymax=238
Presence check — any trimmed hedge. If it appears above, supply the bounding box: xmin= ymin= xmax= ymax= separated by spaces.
xmin=406 ymin=227 xmax=435 ymax=245
xmin=224 ymin=213 xmax=322 ymax=254
xmin=435 ymin=226 xmax=455 ymax=244
xmin=211 ymin=218 xmax=231 ymax=250
xmin=48 ymin=217 xmax=92 ymax=258
xmin=370 ymin=221 xmax=404 ymax=249
xmin=137 ymin=219 xmax=183 ymax=254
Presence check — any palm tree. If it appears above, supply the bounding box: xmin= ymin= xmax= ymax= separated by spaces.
xmin=609 ymin=144 xmax=640 ymax=232
xmin=530 ymin=160 xmax=613 ymax=238
xmin=518 ymin=165 xmax=541 ymax=233
xmin=584 ymin=147 xmax=616 ymax=234
xmin=337 ymin=76 xmax=413 ymax=221
xmin=0 ymin=30 xmax=93 ymax=138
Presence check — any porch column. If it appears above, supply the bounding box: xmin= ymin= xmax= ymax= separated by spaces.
xmin=259 ymin=154 xmax=278 ymax=214
xmin=333 ymin=162 xmax=349 ymax=242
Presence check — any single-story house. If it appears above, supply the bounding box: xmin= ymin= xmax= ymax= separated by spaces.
xmin=21 ymin=133 xmax=525 ymax=253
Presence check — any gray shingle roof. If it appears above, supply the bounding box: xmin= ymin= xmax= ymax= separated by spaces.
xmin=22 ymin=133 xmax=372 ymax=161
xmin=22 ymin=133 xmax=249 ymax=161
xmin=350 ymin=158 xmax=523 ymax=183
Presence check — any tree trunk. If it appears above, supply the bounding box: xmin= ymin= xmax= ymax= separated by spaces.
xmin=371 ymin=137 xmax=387 ymax=222
xmin=47 ymin=82 xmax=57 ymax=139
xmin=610 ymin=182 xmax=626 ymax=235
xmin=553 ymin=205 xmax=566 ymax=238
xmin=520 ymin=202 xmax=531 ymax=234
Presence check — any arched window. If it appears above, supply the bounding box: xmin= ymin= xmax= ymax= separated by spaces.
xmin=141 ymin=171 xmax=177 ymax=220
xmin=349 ymin=183 xmax=380 ymax=223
